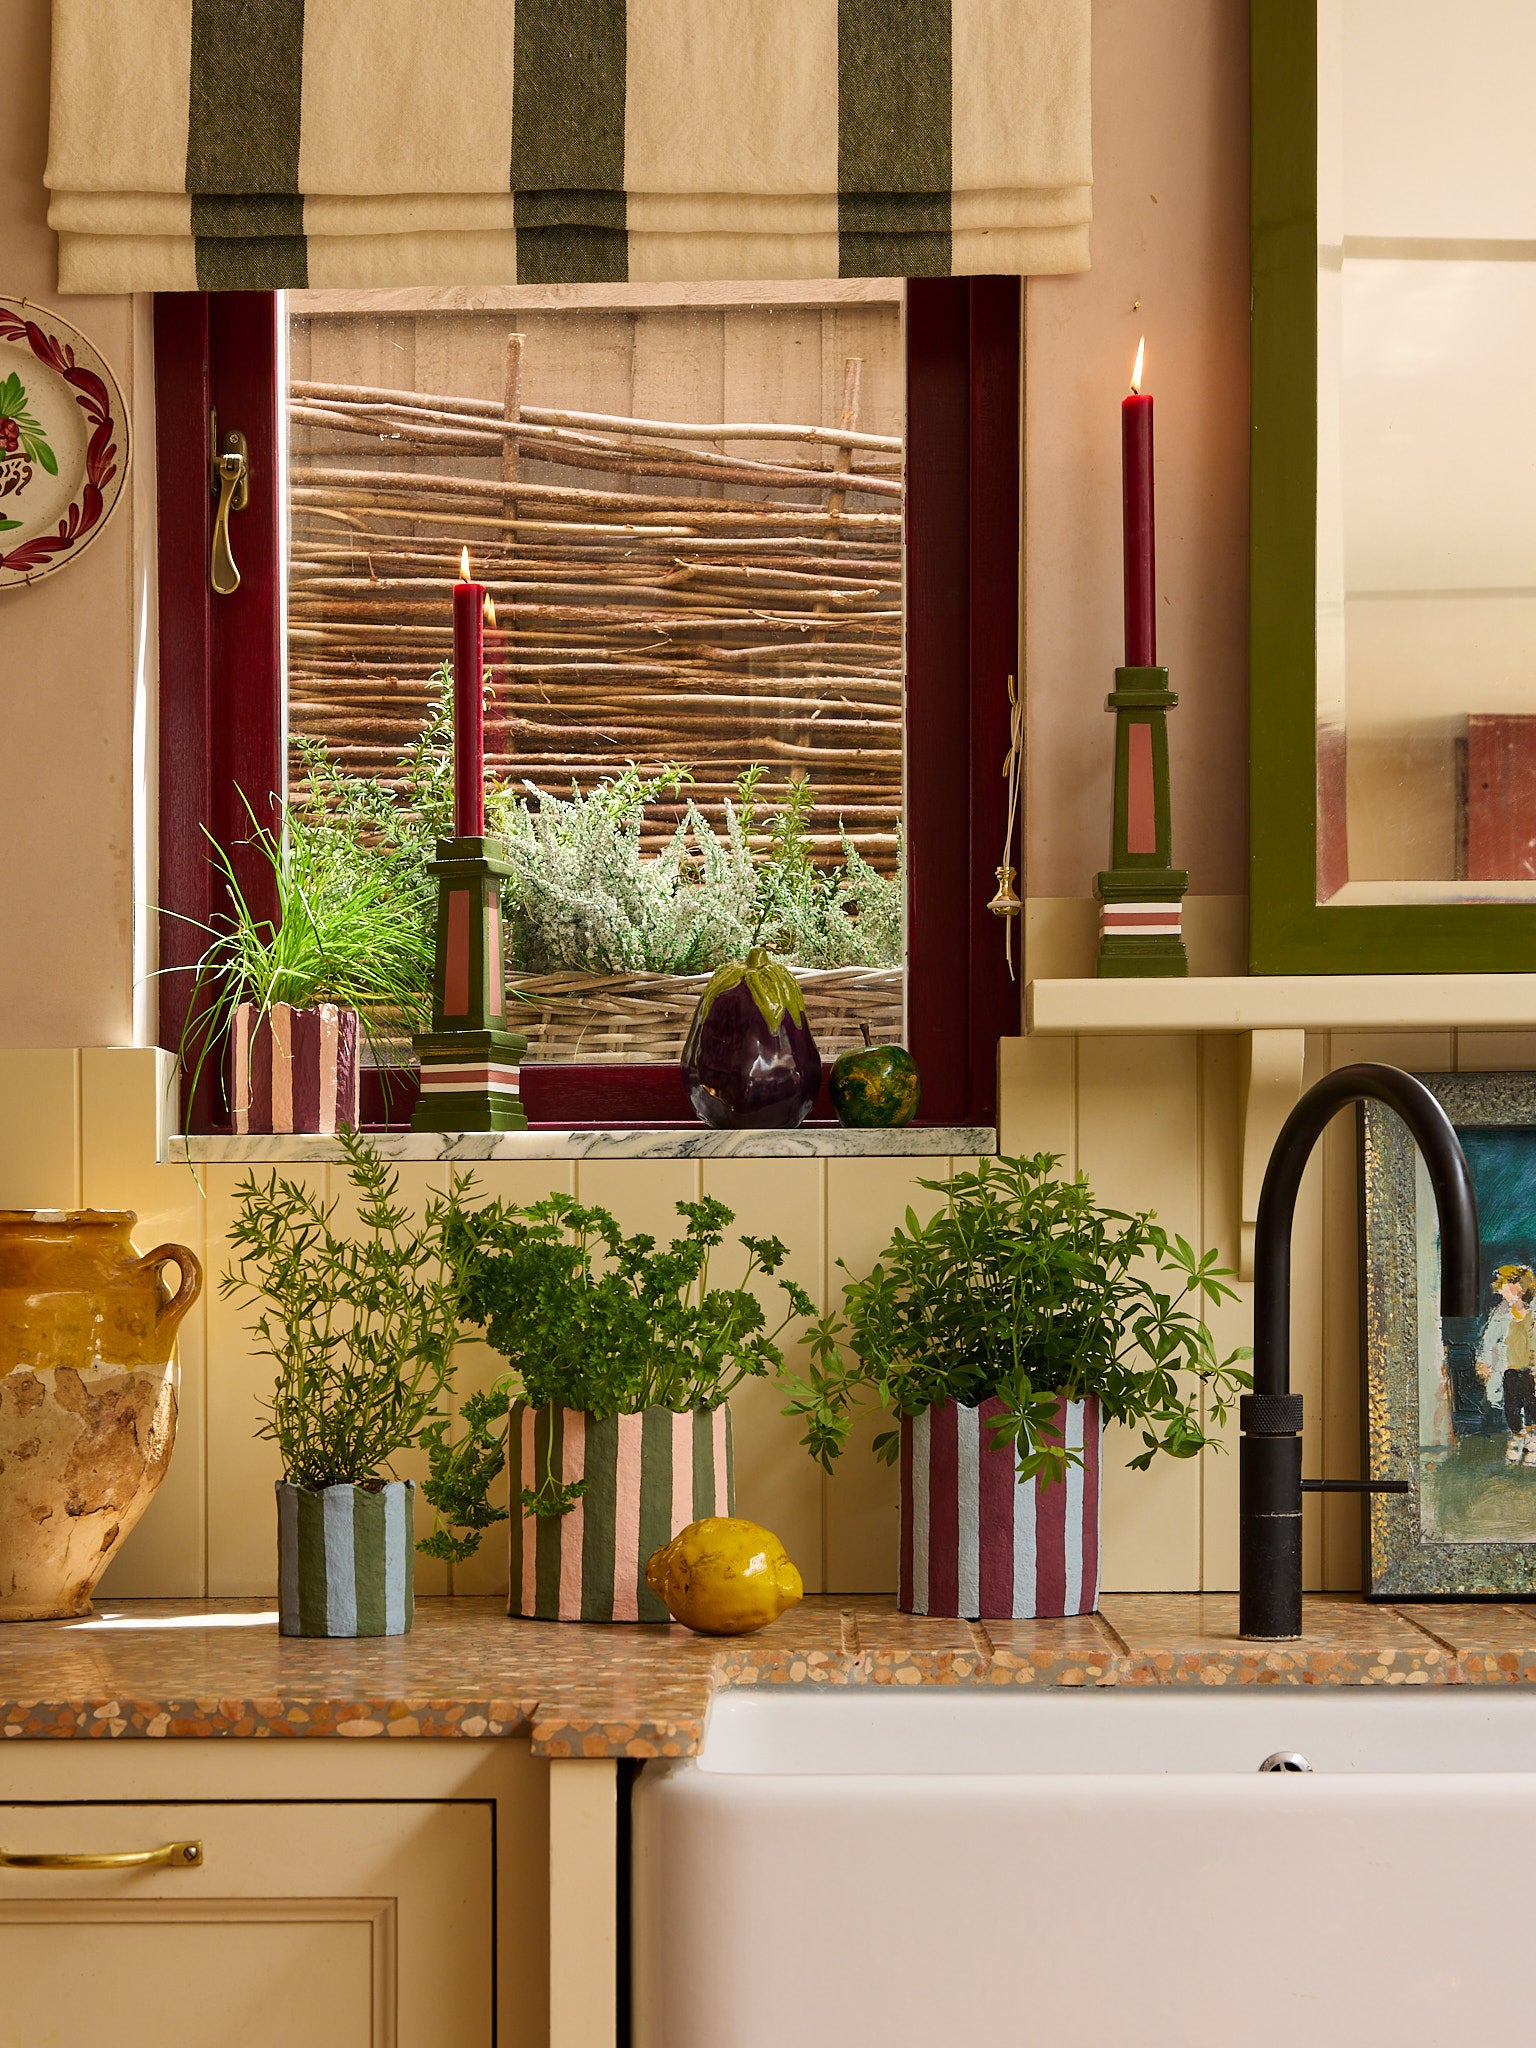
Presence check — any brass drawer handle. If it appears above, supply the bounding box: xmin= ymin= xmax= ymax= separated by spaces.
xmin=0 ymin=1839 xmax=202 ymax=1871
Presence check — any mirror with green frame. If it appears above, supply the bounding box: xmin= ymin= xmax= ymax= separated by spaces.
xmin=1250 ymin=0 xmax=1536 ymax=972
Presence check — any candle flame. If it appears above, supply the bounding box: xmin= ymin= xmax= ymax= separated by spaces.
xmin=1130 ymin=336 xmax=1146 ymax=396
xmin=459 ymin=545 xmax=472 ymax=582
xmin=483 ymin=593 xmax=497 ymax=627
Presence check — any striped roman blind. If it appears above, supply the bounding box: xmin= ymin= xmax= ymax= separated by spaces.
xmin=46 ymin=0 xmax=1091 ymax=294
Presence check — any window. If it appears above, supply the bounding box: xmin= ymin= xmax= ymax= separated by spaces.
xmin=156 ymin=280 xmax=1019 ymax=1130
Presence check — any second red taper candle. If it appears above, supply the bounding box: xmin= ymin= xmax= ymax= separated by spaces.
xmin=1121 ymin=338 xmax=1156 ymax=668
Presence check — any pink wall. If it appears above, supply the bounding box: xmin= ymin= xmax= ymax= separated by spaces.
xmin=0 ymin=0 xmax=149 ymax=1049
xmin=1026 ymin=0 xmax=1249 ymax=901
xmin=0 ymin=0 xmax=1251 ymax=1051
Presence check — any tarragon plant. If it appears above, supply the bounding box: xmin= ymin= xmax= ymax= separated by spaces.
xmin=221 ymin=1129 xmax=472 ymax=1495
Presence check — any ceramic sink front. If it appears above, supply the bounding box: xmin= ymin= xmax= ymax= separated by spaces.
xmin=631 ymin=1686 xmax=1536 ymax=2047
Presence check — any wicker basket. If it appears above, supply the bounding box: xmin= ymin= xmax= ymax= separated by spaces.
xmin=507 ymin=967 xmax=903 ymax=1063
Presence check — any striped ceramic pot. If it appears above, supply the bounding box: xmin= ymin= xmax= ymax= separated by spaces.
xmin=276 ymin=1479 xmax=415 ymax=1637
xmin=232 ymin=1002 xmax=360 ymax=1134
xmin=899 ymin=1396 xmax=1101 ymax=1620
xmin=509 ymin=1403 xmax=733 ymax=1622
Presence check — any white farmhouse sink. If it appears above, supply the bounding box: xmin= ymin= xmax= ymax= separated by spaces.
xmin=632 ymin=1686 xmax=1536 ymax=2047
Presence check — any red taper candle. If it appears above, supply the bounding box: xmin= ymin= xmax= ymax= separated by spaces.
xmin=1121 ymin=337 xmax=1156 ymax=667
xmin=452 ymin=545 xmax=486 ymax=837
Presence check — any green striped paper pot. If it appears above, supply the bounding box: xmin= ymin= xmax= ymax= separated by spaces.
xmin=510 ymin=1404 xmax=733 ymax=1622
xmin=276 ymin=1479 xmax=416 ymax=1638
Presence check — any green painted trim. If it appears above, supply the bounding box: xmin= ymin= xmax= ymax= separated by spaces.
xmin=1248 ymin=0 xmax=1536 ymax=974
xmin=411 ymin=1091 xmax=529 ymax=1133
xmin=425 ymin=838 xmax=515 ymax=1036
xmin=413 ymin=1031 xmax=527 ymax=1058
xmin=1096 ymin=871 xmax=1189 ymax=904
xmin=1099 ymin=667 xmax=1186 ymax=876
xmin=1105 ymin=666 xmax=1177 ymax=711
xmin=1097 ymin=936 xmax=1190 ymax=978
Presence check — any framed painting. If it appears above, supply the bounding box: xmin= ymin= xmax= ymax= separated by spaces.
xmin=1364 ymin=1071 xmax=1536 ymax=1597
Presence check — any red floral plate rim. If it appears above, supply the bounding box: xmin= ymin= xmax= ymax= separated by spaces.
xmin=0 ymin=297 xmax=130 ymax=588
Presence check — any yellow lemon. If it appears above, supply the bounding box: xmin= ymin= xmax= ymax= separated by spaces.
xmin=646 ymin=1516 xmax=803 ymax=1636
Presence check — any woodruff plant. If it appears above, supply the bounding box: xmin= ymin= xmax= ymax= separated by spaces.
xmin=782 ymin=1153 xmax=1251 ymax=1486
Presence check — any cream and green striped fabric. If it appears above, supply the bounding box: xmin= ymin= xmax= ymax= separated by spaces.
xmin=46 ymin=0 xmax=1091 ymax=294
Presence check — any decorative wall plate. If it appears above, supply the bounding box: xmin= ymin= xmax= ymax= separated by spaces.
xmin=0 ymin=298 xmax=128 ymax=588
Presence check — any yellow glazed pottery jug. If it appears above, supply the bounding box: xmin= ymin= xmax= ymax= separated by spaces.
xmin=0 ymin=1211 xmax=201 ymax=1620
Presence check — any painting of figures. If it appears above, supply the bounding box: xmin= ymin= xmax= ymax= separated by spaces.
xmin=1364 ymin=1073 xmax=1536 ymax=1595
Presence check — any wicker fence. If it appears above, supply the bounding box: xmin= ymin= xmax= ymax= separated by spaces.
xmin=286 ymin=338 xmax=904 ymax=867
xmin=288 ymin=330 xmax=907 ymax=1056
xmin=509 ymin=966 xmax=903 ymax=1063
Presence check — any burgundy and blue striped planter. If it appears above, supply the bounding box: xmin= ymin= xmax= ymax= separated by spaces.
xmin=509 ymin=1403 xmax=734 ymax=1622
xmin=899 ymin=1396 xmax=1101 ymax=1619
xmin=232 ymin=1001 xmax=360 ymax=1134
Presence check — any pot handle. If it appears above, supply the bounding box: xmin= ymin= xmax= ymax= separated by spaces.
xmin=136 ymin=1243 xmax=204 ymax=1332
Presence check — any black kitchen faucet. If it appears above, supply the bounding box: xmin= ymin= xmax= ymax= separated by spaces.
xmin=1240 ymin=1063 xmax=1481 ymax=1639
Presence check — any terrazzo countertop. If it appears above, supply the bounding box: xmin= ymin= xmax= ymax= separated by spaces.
xmin=3 ymin=1595 xmax=1536 ymax=1759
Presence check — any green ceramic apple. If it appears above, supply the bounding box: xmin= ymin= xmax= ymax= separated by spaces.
xmin=829 ymin=1028 xmax=920 ymax=1127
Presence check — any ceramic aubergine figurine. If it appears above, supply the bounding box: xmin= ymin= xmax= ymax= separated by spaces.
xmin=681 ymin=948 xmax=821 ymax=1128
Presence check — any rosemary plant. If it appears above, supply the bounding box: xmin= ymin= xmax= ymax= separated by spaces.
xmin=221 ymin=1129 xmax=471 ymax=1493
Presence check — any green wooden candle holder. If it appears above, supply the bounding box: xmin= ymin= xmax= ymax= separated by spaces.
xmin=411 ymin=836 xmax=529 ymax=1132
xmin=1094 ymin=665 xmax=1189 ymax=978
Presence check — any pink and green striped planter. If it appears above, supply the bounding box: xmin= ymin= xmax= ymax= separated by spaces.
xmin=509 ymin=1403 xmax=734 ymax=1622
xmin=899 ymin=1396 xmax=1101 ymax=1619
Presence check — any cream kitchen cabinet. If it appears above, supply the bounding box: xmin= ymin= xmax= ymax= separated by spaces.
xmin=0 ymin=1740 xmax=555 ymax=2048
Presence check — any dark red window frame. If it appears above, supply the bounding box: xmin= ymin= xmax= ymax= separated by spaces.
xmin=155 ymin=278 xmax=1020 ymax=1132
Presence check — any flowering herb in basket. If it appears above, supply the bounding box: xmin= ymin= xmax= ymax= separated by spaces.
xmin=292 ymin=666 xmax=903 ymax=980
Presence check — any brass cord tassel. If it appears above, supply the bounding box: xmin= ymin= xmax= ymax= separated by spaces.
xmin=987 ymin=672 xmax=1024 ymax=976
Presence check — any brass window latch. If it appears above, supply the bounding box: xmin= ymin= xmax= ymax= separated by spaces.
xmin=209 ymin=408 xmax=249 ymax=596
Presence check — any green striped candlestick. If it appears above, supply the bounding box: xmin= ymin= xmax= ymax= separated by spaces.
xmin=412 ymin=835 xmax=528 ymax=1132
xmin=1095 ymin=665 xmax=1189 ymax=977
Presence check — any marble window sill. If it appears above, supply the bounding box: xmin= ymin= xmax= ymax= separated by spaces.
xmin=167 ymin=1125 xmax=998 ymax=1165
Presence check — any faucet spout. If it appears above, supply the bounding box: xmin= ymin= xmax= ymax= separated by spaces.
xmin=1240 ymin=1063 xmax=1480 ymax=1639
